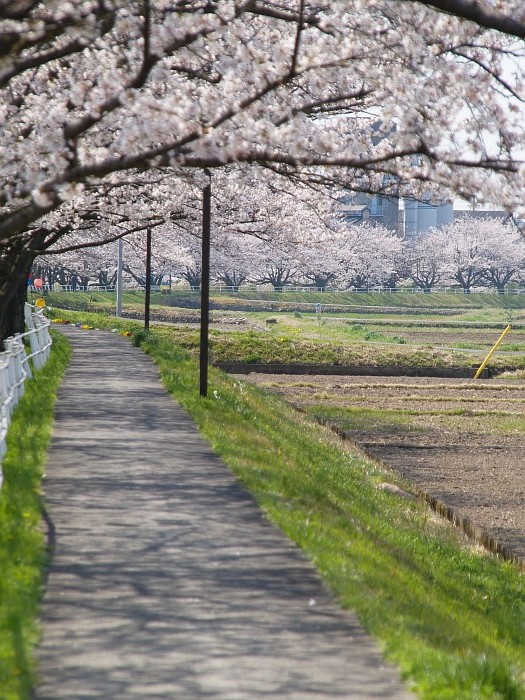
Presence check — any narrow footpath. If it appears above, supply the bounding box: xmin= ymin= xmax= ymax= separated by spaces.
xmin=35 ymin=326 xmax=415 ymax=700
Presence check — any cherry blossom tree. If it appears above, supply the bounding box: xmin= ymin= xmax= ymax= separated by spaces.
xmin=247 ymin=235 xmax=299 ymax=291
xmin=2 ymin=1 xmax=525 ymax=337
xmin=402 ymin=228 xmax=452 ymax=291
xmin=477 ymin=220 xmax=525 ymax=292
xmin=4 ymin=166 xmax=200 ymax=333
xmin=30 ymin=173 xmax=172 ymax=287
xmin=422 ymin=216 xmax=525 ymax=293
xmin=211 ymin=233 xmax=255 ymax=291
xmin=34 ymin=207 xmax=525 ymax=296
xmin=439 ymin=216 xmax=508 ymax=292
xmin=35 ymin=164 xmax=339 ymax=293
xmin=207 ymin=166 xmax=340 ymax=290
xmin=34 ymin=245 xmax=106 ymax=291
xmin=295 ymin=232 xmax=343 ymax=290
xmin=402 ymin=2 xmax=525 ymax=38
xmin=337 ymin=223 xmax=403 ymax=289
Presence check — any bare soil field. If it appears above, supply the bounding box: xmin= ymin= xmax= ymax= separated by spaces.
xmin=239 ymin=373 xmax=525 ymax=563
xmin=383 ymin=328 xmax=525 ymax=348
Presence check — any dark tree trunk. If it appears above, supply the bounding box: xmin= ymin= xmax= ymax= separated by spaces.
xmin=216 ymin=271 xmax=247 ymax=290
xmin=181 ymin=269 xmax=202 ymax=290
xmin=304 ymin=273 xmax=334 ymax=291
xmin=0 ymin=239 xmax=42 ymax=342
xmin=0 ymin=273 xmax=29 ymax=341
xmin=259 ymin=266 xmax=293 ymax=291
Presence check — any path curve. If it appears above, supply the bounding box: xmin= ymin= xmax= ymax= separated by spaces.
xmin=35 ymin=326 xmax=415 ymax=699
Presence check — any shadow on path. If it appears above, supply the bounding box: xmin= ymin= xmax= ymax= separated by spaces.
xmin=35 ymin=327 xmax=414 ymax=699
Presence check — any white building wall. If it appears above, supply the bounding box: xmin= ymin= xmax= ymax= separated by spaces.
xmin=404 ymin=199 xmax=453 ymax=236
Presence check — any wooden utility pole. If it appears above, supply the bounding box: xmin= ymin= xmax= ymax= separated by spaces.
xmin=199 ymin=171 xmax=211 ymax=397
xmin=145 ymin=228 xmax=152 ymax=330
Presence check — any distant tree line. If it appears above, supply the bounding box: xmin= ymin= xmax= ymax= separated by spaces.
xmin=33 ymin=217 xmax=525 ymax=294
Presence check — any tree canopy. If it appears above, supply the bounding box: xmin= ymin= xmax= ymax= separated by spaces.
xmin=1 ymin=0 xmax=524 ymax=337
xmin=402 ymin=1 xmax=525 ymax=39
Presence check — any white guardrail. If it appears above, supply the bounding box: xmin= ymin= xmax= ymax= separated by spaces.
xmin=34 ymin=283 xmax=525 ymax=295
xmin=0 ymin=303 xmax=52 ymax=491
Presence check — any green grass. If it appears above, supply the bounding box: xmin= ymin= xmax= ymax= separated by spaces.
xmin=0 ymin=331 xmax=71 ymax=699
xmin=21 ymin=308 xmax=525 ymax=697
xmin=40 ymin=289 xmax=525 ymax=318
xmin=45 ymin=310 xmax=416 ymax=366
xmin=130 ymin=326 xmax=525 ymax=700
xmin=44 ymin=299 xmax=525 ymax=375
xmin=207 ymin=329 xmax=522 ymax=373
xmin=165 ymin=288 xmax=525 ymax=310
xmin=305 ymin=401 xmax=525 ymax=438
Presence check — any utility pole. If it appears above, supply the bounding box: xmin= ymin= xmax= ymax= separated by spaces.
xmin=116 ymin=238 xmax=123 ymax=317
xmin=145 ymin=228 xmax=152 ymax=330
xmin=199 ymin=170 xmax=211 ymax=397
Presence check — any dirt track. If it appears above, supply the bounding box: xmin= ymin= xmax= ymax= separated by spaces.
xmin=239 ymin=373 xmax=525 ymax=563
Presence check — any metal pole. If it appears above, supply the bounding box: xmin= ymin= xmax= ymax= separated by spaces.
xmin=200 ymin=170 xmax=211 ymax=397
xmin=116 ymin=238 xmax=123 ymax=317
xmin=145 ymin=228 xmax=152 ymax=330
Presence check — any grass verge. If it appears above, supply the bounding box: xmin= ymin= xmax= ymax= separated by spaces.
xmin=38 ymin=312 xmax=525 ymax=697
xmin=44 ymin=299 xmax=525 ymax=373
xmin=40 ymin=288 xmax=525 ymax=312
xmin=0 ymin=331 xmax=71 ymax=699
xmin=132 ymin=327 xmax=525 ymax=700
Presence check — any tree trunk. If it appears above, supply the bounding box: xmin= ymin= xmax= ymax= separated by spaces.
xmin=182 ymin=270 xmax=201 ymax=290
xmin=309 ymin=273 xmax=333 ymax=291
xmin=0 ymin=240 xmax=39 ymax=342
xmin=0 ymin=231 xmax=48 ymax=342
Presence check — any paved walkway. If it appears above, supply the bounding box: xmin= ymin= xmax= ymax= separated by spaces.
xmin=35 ymin=326 xmax=415 ymax=699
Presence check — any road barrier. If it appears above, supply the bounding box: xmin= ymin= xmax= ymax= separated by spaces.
xmin=0 ymin=303 xmax=52 ymax=490
xmin=33 ymin=283 xmax=525 ymax=295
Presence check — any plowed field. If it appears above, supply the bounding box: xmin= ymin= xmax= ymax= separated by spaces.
xmin=239 ymin=373 xmax=525 ymax=562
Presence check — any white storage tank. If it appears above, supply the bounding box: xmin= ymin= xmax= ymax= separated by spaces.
xmin=404 ymin=198 xmax=453 ymax=236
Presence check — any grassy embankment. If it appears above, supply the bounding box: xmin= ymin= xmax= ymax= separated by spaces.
xmin=0 ymin=332 xmax=71 ymax=700
xmin=136 ymin=324 xmax=525 ymax=699
xmin=42 ymin=289 xmax=525 ymax=372
xmin=39 ymin=305 xmax=525 ymax=699
xmin=37 ymin=287 xmax=525 ymax=318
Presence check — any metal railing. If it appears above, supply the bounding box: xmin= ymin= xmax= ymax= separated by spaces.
xmin=0 ymin=304 xmax=52 ymax=490
xmin=32 ymin=284 xmax=116 ymax=292
xmin=31 ymin=282 xmax=525 ymax=295
xmin=202 ymin=285 xmax=525 ymax=295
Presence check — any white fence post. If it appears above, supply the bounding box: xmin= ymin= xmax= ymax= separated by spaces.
xmin=0 ymin=304 xmax=53 ymax=491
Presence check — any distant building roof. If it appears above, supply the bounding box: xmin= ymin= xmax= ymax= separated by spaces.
xmin=340 ymin=204 xmax=370 ymax=214
xmin=454 ymin=209 xmax=509 ymax=220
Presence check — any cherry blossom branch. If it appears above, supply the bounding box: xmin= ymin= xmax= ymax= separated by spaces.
xmin=42 ymin=218 xmax=166 ymax=256
xmin=449 ymin=48 xmax=525 ymax=102
xmin=402 ymin=1 xmax=525 ymax=38
xmin=0 ymin=39 xmax=88 ymax=89
xmin=290 ymin=0 xmax=305 ymax=76
xmin=0 ymin=5 xmax=117 ymax=85
xmin=63 ymin=19 xmax=218 ymax=143
xmin=245 ymin=1 xmax=327 ymax=33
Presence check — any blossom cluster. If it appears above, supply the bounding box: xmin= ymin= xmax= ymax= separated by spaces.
xmin=1 ymin=0 xmax=524 ymax=250
xmin=36 ymin=211 xmax=525 ymax=294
